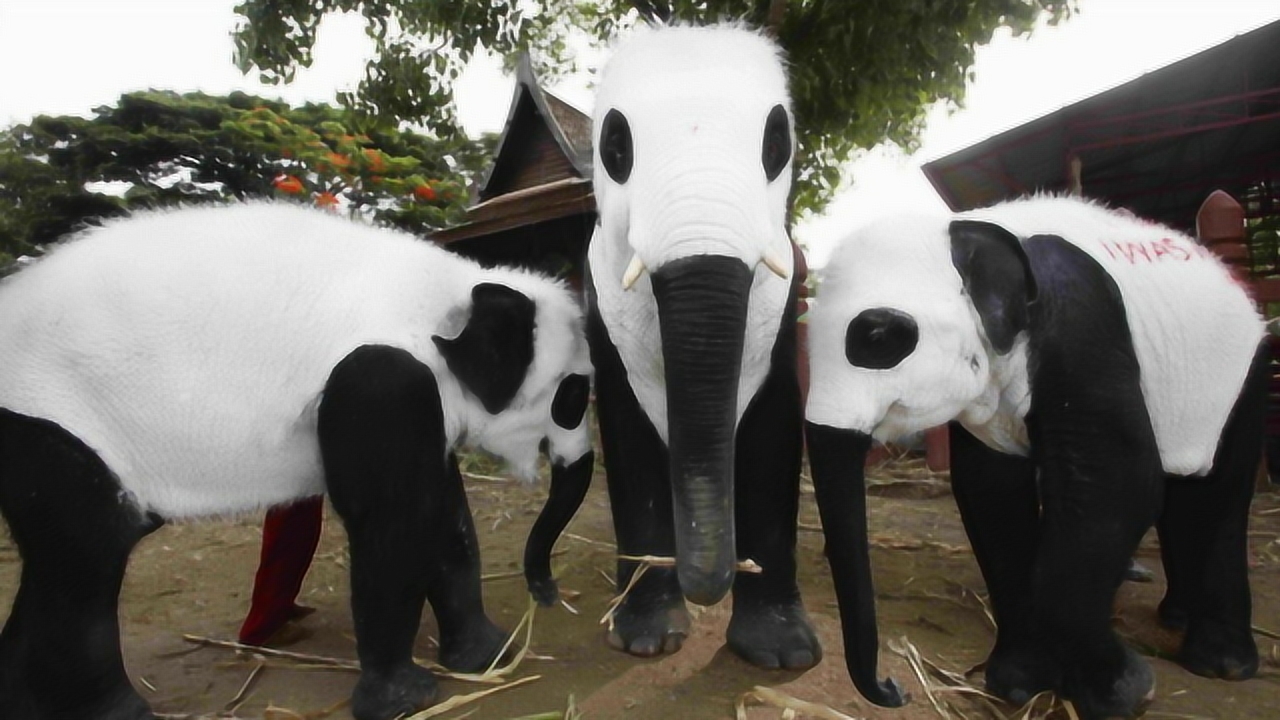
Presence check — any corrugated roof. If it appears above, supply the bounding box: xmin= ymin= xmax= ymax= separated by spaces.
xmin=921 ymin=18 xmax=1280 ymax=231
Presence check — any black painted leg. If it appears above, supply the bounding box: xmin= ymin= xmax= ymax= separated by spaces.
xmin=1158 ymin=343 xmax=1266 ymax=681
xmin=0 ymin=411 xmax=161 ymax=720
xmin=587 ymin=301 xmax=689 ymax=657
xmin=430 ymin=455 xmax=507 ymax=672
xmin=1030 ymin=433 xmax=1161 ymax=719
xmin=727 ymin=320 xmax=820 ymax=670
xmin=319 ymin=346 xmax=502 ymax=720
xmin=948 ymin=423 xmax=1056 ymax=705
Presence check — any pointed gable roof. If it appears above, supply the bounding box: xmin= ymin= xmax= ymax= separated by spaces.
xmin=476 ymin=55 xmax=592 ymax=201
xmin=433 ymin=55 xmax=596 ymax=245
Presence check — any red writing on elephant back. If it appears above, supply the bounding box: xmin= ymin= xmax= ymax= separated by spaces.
xmin=1098 ymin=237 xmax=1214 ymax=265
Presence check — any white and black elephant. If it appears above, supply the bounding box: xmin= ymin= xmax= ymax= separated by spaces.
xmin=584 ymin=24 xmax=825 ymax=670
xmin=0 ymin=203 xmax=594 ymax=720
xmin=805 ymin=196 xmax=1267 ymax=718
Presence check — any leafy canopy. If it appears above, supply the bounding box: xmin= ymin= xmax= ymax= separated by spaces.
xmin=233 ymin=0 xmax=1074 ymax=215
xmin=0 ymin=90 xmax=494 ymax=264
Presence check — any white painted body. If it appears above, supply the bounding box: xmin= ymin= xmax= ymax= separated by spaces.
xmin=807 ymin=196 xmax=1264 ymax=477
xmin=0 ymin=203 xmax=591 ymax=518
xmin=589 ymin=24 xmax=795 ymax=440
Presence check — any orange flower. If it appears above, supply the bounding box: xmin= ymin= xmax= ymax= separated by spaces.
xmin=315 ymin=192 xmax=339 ymax=209
xmin=273 ymin=175 xmax=304 ymax=194
xmin=362 ymin=148 xmax=386 ymax=173
xmin=326 ymin=152 xmax=351 ymax=170
xmin=413 ymin=183 xmax=437 ymax=201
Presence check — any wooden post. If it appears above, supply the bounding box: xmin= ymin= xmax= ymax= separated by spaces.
xmin=925 ymin=426 xmax=950 ymax=473
xmin=1197 ymin=190 xmax=1250 ymax=279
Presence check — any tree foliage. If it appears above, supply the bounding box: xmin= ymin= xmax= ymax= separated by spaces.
xmin=233 ymin=0 xmax=1075 ymax=214
xmin=0 ymin=90 xmax=494 ymax=265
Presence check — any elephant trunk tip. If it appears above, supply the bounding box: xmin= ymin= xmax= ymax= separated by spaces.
xmin=677 ymin=558 xmax=735 ymax=606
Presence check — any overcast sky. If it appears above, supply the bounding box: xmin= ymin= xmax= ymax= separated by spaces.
xmin=2 ymin=1 xmax=1277 ymax=264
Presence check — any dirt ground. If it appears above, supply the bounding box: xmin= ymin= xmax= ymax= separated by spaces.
xmin=1 ymin=452 xmax=1279 ymax=720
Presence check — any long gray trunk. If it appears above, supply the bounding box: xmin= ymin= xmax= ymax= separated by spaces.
xmin=805 ymin=421 xmax=908 ymax=708
xmin=651 ymin=255 xmax=753 ymax=606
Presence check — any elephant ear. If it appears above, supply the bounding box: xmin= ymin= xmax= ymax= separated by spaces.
xmin=433 ymin=283 xmax=537 ymax=414
xmin=949 ymin=219 xmax=1038 ymax=354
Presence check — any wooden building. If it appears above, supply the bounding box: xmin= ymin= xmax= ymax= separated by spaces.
xmin=431 ymin=56 xmax=596 ymax=287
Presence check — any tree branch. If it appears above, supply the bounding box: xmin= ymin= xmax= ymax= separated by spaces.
xmin=629 ymin=0 xmax=672 ymax=24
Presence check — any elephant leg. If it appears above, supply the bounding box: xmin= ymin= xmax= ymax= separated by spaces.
xmin=727 ymin=312 xmax=821 ymax=670
xmin=948 ymin=422 xmax=1056 ymax=704
xmin=1157 ymin=342 xmax=1266 ymax=680
xmin=429 ymin=454 xmax=508 ymax=672
xmin=319 ymin=345 xmax=504 ymax=720
xmin=587 ymin=303 xmax=689 ymax=657
xmin=1030 ymin=430 xmax=1161 ymax=719
xmin=0 ymin=410 xmax=162 ymax=720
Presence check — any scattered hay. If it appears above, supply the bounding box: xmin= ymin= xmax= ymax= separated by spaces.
xmin=223 ymin=661 xmax=265 ymax=714
xmin=181 ymin=596 xmax=540 ymax=685
xmin=462 ymin=471 xmax=515 ymax=483
xmin=182 ymin=635 xmax=359 ymax=671
xmin=736 ymin=685 xmax=864 ymax=720
xmin=599 ymin=555 xmax=762 ymax=631
xmin=888 ymin=635 xmax=1085 ymax=720
xmin=400 ymin=674 xmax=541 ymax=719
xmin=562 ymin=532 xmax=617 ymax=550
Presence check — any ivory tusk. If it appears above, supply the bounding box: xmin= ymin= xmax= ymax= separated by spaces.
xmin=621 ymin=254 xmax=646 ymax=290
xmin=761 ymin=250 xmax=789 ymax=279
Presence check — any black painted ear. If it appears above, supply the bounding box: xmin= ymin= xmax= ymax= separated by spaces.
xmin=949 ymin=220 xmax=1038 ymax=354
xmin=433 ymin=283 xmax=536 ymax=414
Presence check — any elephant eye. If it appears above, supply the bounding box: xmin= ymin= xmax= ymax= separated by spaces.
xmin=600 ymin=109 xmax=633 ymax=184
xmin=762 ymin=104 xmax=791 ymax=182
xmin=846 ymin=307 xmax=919 ymax=370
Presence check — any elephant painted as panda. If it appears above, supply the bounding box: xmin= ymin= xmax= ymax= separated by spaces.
xmin=805 ymin=195 xmax=1266 ymax=718
xmin=585 ymin=24 xmax=823 ymax=668
xmin=0 ymin=203 xmax=594 ymax=720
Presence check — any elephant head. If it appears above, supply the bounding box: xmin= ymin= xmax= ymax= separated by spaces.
xmin=804 ymin=214 xmax=1035 ymax=705
xmin=432 ymin=276 xmax=595 ymax=606
xmin=588 ymin=26 xmax=797 ymax=606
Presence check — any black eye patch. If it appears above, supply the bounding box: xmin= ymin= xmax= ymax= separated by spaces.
xmin=845 ymin=308 xmax=919 ymax=370
xmin=762 ymin=104 xmax=791 ymax=182
xmin=551 ymin=373 xmax=590 ymax=430
xmin=600 ymin=109 xmax=633 ymax=184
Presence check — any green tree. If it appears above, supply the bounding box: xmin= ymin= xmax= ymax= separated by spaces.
xmin=233 ymin=0 xmax=1075 ymax=214
xmin=0 ymin=90 xmax=494 ymax=264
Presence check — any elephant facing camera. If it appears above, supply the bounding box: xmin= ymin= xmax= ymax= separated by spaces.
xmin=806 ymin=195 xmax=1267 ymax=720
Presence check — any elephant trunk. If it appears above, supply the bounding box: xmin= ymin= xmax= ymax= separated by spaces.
xmin=651 ymin=255 xmax=753 ymax=606
xmin=524 ymin=450 xmax=594 ymax=606
xmin=804 ymin=421 xmax=908 ymax=708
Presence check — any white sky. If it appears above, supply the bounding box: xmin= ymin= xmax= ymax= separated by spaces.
xmin=1 ymin=0 xmax=1277 ymax=264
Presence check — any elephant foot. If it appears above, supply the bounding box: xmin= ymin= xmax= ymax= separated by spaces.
xmin=605 ymin=590 xmax=691 ymax=657
xmin=1064 ymin=646 xmax=1154 ymax=720
xmin=0 ymin=676 xmax=155 ymax=720
xmin=85 ymin=686 xmax=157 ymax=720
xmin=984 ymin=644 xmax=1060 ymax=706
xmin=1179 ymin=620 xmax=1258 ymax=681
xmin=439 ymin=617 xmax=510 ymax=673
xmin=726 ymin=598 xmax=822 ymax=670
xmin=351 ymin=663 xmax=438 ymax=720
